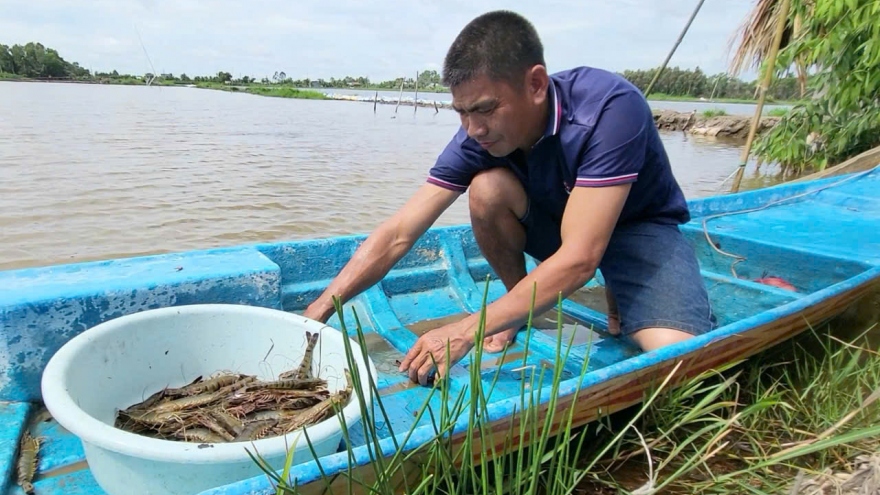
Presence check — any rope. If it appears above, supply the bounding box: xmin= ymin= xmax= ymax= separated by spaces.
xmin=701 ymin=167 xmax=877 ymax=278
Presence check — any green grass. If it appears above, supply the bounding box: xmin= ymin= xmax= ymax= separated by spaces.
xmin=247 ymin=283 xmax=880 ymax=495
xmin=194 ymin=82 xmax=327 ymax=100
xmin=702 ymin=108 xmax=729 ymax=118
xmin=244 ymin=86 xmax=327 ymax=100
xmin=766 ymin=107 xmax=790 ymax=117
xmin=590 ymin=323 xmax=880 ymax=494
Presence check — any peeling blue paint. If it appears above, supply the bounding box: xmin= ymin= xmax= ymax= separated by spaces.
xmin=0 ymin=166 xmax=878 ymax=495
xmin=0 ymin=402 xmax=32 ymax=493
xmin=32 ymin=412 xmax=85 ymax=475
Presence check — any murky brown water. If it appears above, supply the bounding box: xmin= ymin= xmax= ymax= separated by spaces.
xmin=1 ymin=81 xmax=777 ymax=271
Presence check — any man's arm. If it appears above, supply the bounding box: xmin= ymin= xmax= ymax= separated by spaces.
xmin=303 ymin=183 xmax=460 ymax=322
xmin=398 ymin=183 xmax=631 ymax=385
xmin=458 ymin=183 xmax=631 ymax=342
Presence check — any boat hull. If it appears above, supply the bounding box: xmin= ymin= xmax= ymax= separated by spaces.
xmin=1 ymin=165 xmax=878 ymax=495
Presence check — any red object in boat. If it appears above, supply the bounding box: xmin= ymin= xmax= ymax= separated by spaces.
xmin=754 ymin=276 xmax=797 ymax=291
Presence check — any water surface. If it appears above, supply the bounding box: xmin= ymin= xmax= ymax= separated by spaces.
xmin=0 ymin=82 xmax=774 ymax=270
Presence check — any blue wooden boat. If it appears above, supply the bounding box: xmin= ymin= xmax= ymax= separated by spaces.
xmin=1 ymin=165 xmax=879 ymax=494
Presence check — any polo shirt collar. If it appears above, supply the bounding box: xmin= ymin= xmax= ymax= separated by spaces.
xmin=535 ymin=80 xmax=562 ymax=148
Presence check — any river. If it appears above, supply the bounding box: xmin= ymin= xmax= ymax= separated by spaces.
xmin=0 ymin=81 xmax=784 ymax=271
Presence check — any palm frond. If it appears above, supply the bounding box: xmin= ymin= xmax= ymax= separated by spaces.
xmin=727 ymin=0 xmax=796 ymax=76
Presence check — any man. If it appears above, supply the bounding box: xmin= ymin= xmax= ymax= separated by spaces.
xmin=304 ymin=10 xmax=716 ymax=385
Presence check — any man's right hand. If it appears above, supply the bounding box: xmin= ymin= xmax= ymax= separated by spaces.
xmin=302 ymin=300 xmax=333 ymax=324
xmin=298 ymin=183 xmax=461 ymax=326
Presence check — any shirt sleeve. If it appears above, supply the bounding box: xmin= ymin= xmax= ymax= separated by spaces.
xmin=574 ymin=90 xmax=648 ymax=188
xmin=426 ymin=127 xmax=496 ymax=193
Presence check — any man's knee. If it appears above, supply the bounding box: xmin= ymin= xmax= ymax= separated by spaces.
xmin=469 ymin=168 xmax=528 ymax=220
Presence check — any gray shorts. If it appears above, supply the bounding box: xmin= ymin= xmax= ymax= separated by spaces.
xmin=518 ymin=200 xmax=717 ymax=337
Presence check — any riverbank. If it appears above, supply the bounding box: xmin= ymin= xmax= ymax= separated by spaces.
xmin=652 ymin=109 xmax=781 ymax=139
xmin=0 ymin=76 xmax=802 ymax=107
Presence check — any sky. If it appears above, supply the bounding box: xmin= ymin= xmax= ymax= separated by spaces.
xmin=0 ymin=0 xmax=760 ymax=82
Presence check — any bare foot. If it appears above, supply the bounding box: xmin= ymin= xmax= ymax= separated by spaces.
xmin=482 ymin=328 xmax=520 ymax=353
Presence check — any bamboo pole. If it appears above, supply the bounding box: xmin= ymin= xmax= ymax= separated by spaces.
xmin=643 ymin=0 xmax=706 ymax=97
xmin=730 ymin=0 xmax=791 ymax=193
xmin=414 ymin=71 xmax=419 ymax=115
xmin=373 ymin=91 xmax=378 ymax=114
xmin=394 ymin=79 xmax=404 ymax=114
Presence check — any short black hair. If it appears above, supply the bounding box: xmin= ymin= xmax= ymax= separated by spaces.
xmin=442 ymin=10 xmax=545 ymax=89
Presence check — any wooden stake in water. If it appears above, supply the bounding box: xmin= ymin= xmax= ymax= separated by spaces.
xmin=730 ymin=0 xmax=791 ymax=193
xmin=374 ymin=91 xmax=378 ymax=114
xmin=414 ymin=71 xmax=419 ymax=115
xmin=394 ymin=79 xmax=404 ymax=114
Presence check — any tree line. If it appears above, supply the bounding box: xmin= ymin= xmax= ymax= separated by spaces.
xmin=620 ymin=66 xmax=803 ymax=102
xmin=1 ymin=41 xmax=804 ymax=101
xmin=0 ymin=42 xmax=90 ymax=79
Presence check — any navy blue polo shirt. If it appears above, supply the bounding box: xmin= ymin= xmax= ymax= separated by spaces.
xmin=426 ymin=66 xmax=690 ymax=228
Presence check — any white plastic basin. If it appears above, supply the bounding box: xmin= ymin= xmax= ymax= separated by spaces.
xmin=41 ymin=303 xmax=376 ymax=495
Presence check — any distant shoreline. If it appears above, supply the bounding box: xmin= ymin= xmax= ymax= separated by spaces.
xmin=2 ymin=76 xmax=785 ymax=138
xmin=0 ymin=76 xmax=802 ymax=108
xmin=200 ymin=82 xmax=785 ymax=138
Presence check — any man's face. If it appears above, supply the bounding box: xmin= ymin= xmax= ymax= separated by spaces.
xmin=450 ymin=68 xmax=548 ymax=157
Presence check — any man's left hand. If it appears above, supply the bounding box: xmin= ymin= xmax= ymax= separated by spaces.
xmin=398 ymin=318 xmax=475 ymax=385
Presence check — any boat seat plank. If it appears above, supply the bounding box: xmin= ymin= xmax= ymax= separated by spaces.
xmin=700 ymin=270 xmax=801 ymax=327
xmin=701 ymin=270 xmax=804 ymax=299
xmin=383 ymin=285 xmax=470 ymax=327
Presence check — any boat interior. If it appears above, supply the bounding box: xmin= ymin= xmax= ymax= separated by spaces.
xmin=1 ymin=167 xmax=879 ymax=494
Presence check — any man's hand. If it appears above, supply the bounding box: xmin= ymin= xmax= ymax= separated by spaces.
xmin=303 ymin=301 xmax=333 ymax=324
xmin=398 ymin=316 xmax=475 ymax=385
xmin=300 ymin=183 xmax=460 ymax=325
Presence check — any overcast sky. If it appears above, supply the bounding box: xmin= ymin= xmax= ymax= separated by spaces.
xmin=0 ymin=0 xmax=758 ymax=82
